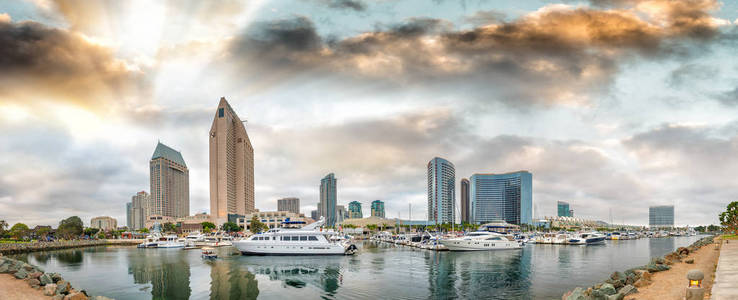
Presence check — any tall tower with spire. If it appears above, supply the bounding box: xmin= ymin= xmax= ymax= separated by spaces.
xmin=209 ymin=97 xmax=255 ymax=224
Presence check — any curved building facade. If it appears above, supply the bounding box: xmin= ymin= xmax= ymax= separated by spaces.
xmin=427 ymin=157 xmax=455 ymax=224
xmin=470 ymin=171 xmax=532 ymax=225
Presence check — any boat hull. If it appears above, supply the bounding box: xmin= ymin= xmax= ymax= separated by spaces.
xmin=234 ymin=241 xmax=350 ymax=255
xmin=439 ymin=240 xmax=521 ymax=251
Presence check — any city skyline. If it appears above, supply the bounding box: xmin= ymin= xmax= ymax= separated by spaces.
xmin=2 ymin=1 xmax=738 ymax=227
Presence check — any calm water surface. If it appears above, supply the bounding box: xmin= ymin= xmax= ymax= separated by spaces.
xmin=11 ymin=236 xmax=704 ymax=300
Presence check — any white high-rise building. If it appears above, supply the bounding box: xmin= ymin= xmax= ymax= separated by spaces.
xmin=427 ymin=157 xmax=455 ymax=224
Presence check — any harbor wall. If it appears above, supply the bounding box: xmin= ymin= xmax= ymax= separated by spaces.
xmin=0 ymin=239 xmax=143 ymax=255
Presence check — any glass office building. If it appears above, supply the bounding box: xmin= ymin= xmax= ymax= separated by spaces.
xmin=649 ymin=205 xmax=674 ymax=228
xmin=427 ymin=157 xmax=455 ymax=224
xmin=371 ymin=200 xmax=385 ymax=218
xmin=470 ymin=171 xmax=532 ymax=225
xmin=557 ymin=201 xmax=571 ymax=217
xmin=348 ymin=201 xmax=362 ymax=219
xmin=319 ymin=173 xmax=337 ymax=227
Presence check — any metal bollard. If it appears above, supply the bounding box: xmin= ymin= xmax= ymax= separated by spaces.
xmin=685 ymin=269 xmax=704 ymax=300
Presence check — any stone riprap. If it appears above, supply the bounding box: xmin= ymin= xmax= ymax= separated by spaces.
xmin=0 ymin=255 xmax=115 ymax=300
xmin=561 ymin=235 xmax=715 ymax=300
xmin=0 ymin=239 xmax=141 ymax=255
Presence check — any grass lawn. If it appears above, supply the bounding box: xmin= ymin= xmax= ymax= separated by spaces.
xmin=0 ymin=239 xmax=33 ymax=244
xmin=723 ymin=234 xmax=738 ymax=240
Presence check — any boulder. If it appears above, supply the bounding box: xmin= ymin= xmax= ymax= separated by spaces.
xmin=685 ymin=258 xmax=694 ymax=264
xmin=599 ymin=283 xmax=617 ymax=295
xmin=14 ymin=267 xmax=28 ymax=279
xmin=56 ymin=280 xmax=71 ymax=295
xmin=44 ymin=284 xmax=58 ymax=296
xmin=52 ymin=295 xmax=64 ymax=300
xmin=51 ymin=272 xmax=63 ymax=283
xmin=64 ymin=291 xmax=89 ymax=300
xmin=564 ymin=287 xmax=587 ymax=300
xmin=633 ymin=278 xmax=651 ymax=288
xmin=610 ymin=271 xmax=625 ymax=281
xmin=0 ymin=263 xmax=9 ymax=273
xmin=634 ymin=270 xmax=651 ymax=281
xmin=29 ymin=271 xmax=42 ymax=279
xmin=590 ymin=289 xmax=608 ymax=300
xmin=611 ymin=279 xmax=624 ymax=289
xmin=40 ymin=273 xmax=53 ymax=285
xmin=28 ymin=278 xmax=41 ymax=287
xmin=677 ymin=247 xmax=690 ymax=255
xmin=619 ymin=285 xmax=637 ymax=296
xmin=22 ymin=263 xmax=34 ymax=271
xmin=607 ymin=293 xmax=624 ymax=300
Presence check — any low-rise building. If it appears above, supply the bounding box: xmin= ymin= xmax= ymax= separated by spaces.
xmin=236 ymin=211 xmax=313 ymax=231
xmin=90 ymin=216 xmax=118 ymax=231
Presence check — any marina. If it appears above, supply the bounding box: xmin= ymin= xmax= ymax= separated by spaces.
xmin=8 ymin=235 xmax=706 ymax=299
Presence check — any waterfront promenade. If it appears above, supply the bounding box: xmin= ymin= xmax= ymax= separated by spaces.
xmin=0 ymin=239 xmax=142 ymax=255
xmin=712 ymin=240 xmax=738 ymax=300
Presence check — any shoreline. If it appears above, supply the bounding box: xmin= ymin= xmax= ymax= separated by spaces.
xmin=0 ymin=239 xmax=142 ymax=255
xmin=562 ymin=235 xmax=717 ymax=300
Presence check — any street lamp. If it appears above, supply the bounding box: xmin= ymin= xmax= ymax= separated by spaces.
xmin=685 ymin=269 xmax=704 ymax=300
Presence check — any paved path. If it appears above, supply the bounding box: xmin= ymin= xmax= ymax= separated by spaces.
xmin=712 ymin=240 xmax=738 ymax=299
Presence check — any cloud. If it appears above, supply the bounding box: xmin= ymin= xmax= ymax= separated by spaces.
xmin=713 ymin=87 xmax=738 ymax=106
xmin=317 ymin=0 xmax=367 ymax=12
xmin=225 ymin=0 xmax=724 ymax=107
xmin=667 ymin=63 xmax=718 ymax=87
xmin=0 ymin=18 xmax=149 ymax=112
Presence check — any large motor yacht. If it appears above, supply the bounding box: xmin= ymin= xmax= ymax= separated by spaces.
xmin=233 ymin=217 xmax=357 ymax=255
xmin=157 ymin=235 xmax=184 ymax=248
xmin=567 ymin=232 xmax=606 ymax=245
xmin=439 ymin=231 xmax=522 ymax=251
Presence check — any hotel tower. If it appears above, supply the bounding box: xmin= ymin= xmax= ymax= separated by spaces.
xmin=150 ymin=142 xmax=189 ymax=218
xmin=209 ymin=97 xmax=255 ymax=224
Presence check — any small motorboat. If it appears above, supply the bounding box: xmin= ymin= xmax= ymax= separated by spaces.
xmin=202 ymin=247 xmax=218 ymax=259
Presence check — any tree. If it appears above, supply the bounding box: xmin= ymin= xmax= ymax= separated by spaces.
xmin=138 ymin=228 xmax=149 ymax=233
xmin=708 ymin=224 xmax=721 ymax=232
xmin=249 ymin=216 xmax=267 ymax=234
xmin=84 ymin=228 xmax=100 ymax=237
xmin=10 ymin=223 xmax=29 ymax=240
xmin=222 ymin=222 xmax=241 ymax=233
xmin=366 ymin=224 xmax=377 ymax=231
xmin=719 ymin=201 xmax=738 ymax=235
xmin=201 ymin=222 xmax=216 ymax=232
xmin=36 ymin=227 xmax=51 ymax=240
xmin=162 ymin=222 xmax=177 ymax=233
xmin=0 ymin=220 xmax=7 ymax=235
xmin=58 ymin=216 xmax=83 ymax=239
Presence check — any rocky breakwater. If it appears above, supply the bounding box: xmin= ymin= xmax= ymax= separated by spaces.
xmin=0 ymin=239 xmax=141 ymax=255
xmin=561 ymin=236 xmax=716 ymax=300
xmin=0 ymin=255 xmax=114 ymax=300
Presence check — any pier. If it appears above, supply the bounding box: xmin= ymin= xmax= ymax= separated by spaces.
xmin=0 ymin=239 xmax=142 ymax=255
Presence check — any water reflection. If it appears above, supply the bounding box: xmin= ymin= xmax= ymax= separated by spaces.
xmin=209 ymin=261 xmax=259 ymax=300
xmin=127 ymin=249 xmax=191 ymax=299
xmin=244 ymin=258 xmax=343 ymax=297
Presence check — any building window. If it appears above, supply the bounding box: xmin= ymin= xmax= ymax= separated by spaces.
xmin=218 ymin=108 xmax=224 ymax=118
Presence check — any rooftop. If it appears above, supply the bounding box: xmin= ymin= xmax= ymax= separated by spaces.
xmin=151 ymin=142 xmax=187 ymax=167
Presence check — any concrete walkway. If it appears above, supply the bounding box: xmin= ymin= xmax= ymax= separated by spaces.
xmin=712 ymin=240 xmax=738 ymax=299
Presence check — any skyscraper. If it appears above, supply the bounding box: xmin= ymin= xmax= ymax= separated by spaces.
xmin=371 ymin=200 xmax=385 ymax=218
xmin=209 ymin=97 xmax=255 ymax=225
xmin=277 ymin=197 xmax=300 ymax=214
xmin=150 ymin=142 xmax=189 ymax=218
xmin=460 ymin=178 xmax=470 ymax=223
xmin=649 ymin=205 xmax=674 ymax=228
xmin=557 ymin=201 xmax=571 ymax=217
xmin=470 ymin=171 xmax=532 ymax=225
xmin=310 ymin=210 xmax=319 ymax=221
xmin=131 ymin=191 xmax=150 ymax=230
xmin=427 ymin=157 xmax=455 ymax=224
xmin=126 ymin=202 xmax=132 ymax=229
xmin=336 ymin=205 xmax=348 ymax=223
xmin=348 ymin=201 xmax=362 ymax=218
xmin=319 ymin=173 xmax=337 ymax=227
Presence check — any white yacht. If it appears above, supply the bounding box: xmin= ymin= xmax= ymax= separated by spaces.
xmin=567 ymin=232 xmax=606 ymax=245
xmin=186 ymin=231 xmax=205 ymax=243
xmin=552 ymin=233 xmax=570 ymax=245
xmin=233 ymin=217 xmax=357 ymax=255
xmin=157 ymin=235 xmax=184 ymax=248
xmin=218 ymin=235 xmax=234 ymax=246
xmin=138 ymin=233 xmax=161 ymax=248
xmin=439 ymin=231 xmax=522 ymax=251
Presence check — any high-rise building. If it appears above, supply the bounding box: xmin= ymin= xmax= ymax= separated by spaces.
xmin=557 ymin=201 xmax=571 ymax=217
xmin=209 ymin=97 xmax=255 ymax=225
xmin=336 ymin=205 xmax=348 ymax=223
xmin=277 ymin=197 xmax=300 ymax=215
xmin=460 ymin=178 xmax=470 ymax=223
xmin=427 ymin=157 xmax=455 ymax=224
xmin=319 ymin=173 xmax=337 ymax=227
xmin=91 ymin=216 xmax=117 ymax=231
xmin=470 ymin=171 xmax=532 ymax=225
xmin=130 ymin=191 xmax=150 ymax=230
xmin=649 ymin=205 xmax=674 ymax=228
xmin=348 ymin=201 xmax=362 ymax=219
xmin=371 ymin=200 xmax=385 ymax=218
xmin=126 ymin=202 xmax=132 ymax=229
xmin=150 ymin=142 xmax=189 ymax=218
xmin=310 ymin=210 xmax=319 ymax=221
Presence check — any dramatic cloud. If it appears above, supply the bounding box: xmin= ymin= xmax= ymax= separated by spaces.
xmin=317 ymin=0 xmax=367 ymax=12
xmin=0 ymin=17 xmax=148 ymax=111
xmin=226 ymin=0 xmax=724 ymax=106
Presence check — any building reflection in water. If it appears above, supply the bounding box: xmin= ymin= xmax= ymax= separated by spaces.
xmin=649 ymin=237 xmax=675 ymax=259
xmin=245 ymin=258 xmax=343 ymax=297
xmin=127 ymin=250 xmax=191 ymax=299
xmin=209 ymin=260 xmax=259 ymax=300
xmin=428 ymin=249 xmax=531 ymax=299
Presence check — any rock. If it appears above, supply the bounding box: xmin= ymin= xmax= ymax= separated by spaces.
xmin=590 ymin=289 xmax=608 ymax=300
xmin=0 ymin=263 xmax=9 ymax=273
xmin=14 ymin=267 xmax=28 ymax=279
xmin=611 ymin=279 xmax=624 ymax=289
xmin=56 ymin=280 xmax=71 ymax=295
xmin=29 ymin=271 xmax=42 ymax=279
xmin=599 ymin=283 xmax=617 ymax=295
xmin=64 ymin=291 xmax=89 ymax=300
xmin=28 ymin=278 xmax=41 ymax=287
xmin=634 ymin=277 xmax=651 ymax=288
xmin=40 ymin=273 xmax=53 ymax=285
xmin=595 ymin=283 xmax=603 ymax=290
xmin=634 ymin=270 xmax=651 ymax=281
xmin=94 ymin=297 xmax=113 ymax=300
xmin=51 ymin=272 xmax=63 ymax=283
xmin=610 ymin=271 xmax=625 ymax=281
xmin=564 ymin=287 xmax=586 ymax=300
xmin=677 ymin=247 xmax=689 ymax=255
xmin=619 ymin=285 xmax=637 ymax=296
xmin=52 ymin=295 xmax=64 ymax=300
xmin=646 ymin=263 xmax=670 ymax=273
xmin=607 ymin=293 xmax=624 ymax=300
xmin=44 ymin=284 xmax=58 ymax=296
xmin=685 ymin=258 xmax=694 ymax=264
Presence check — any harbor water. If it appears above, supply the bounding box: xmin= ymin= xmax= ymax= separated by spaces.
xmin=10 ymin=236 xmax=704 ymax=299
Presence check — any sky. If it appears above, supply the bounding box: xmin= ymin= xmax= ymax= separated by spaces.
xmin=1 ymin=0 xmax=738 ymax=227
